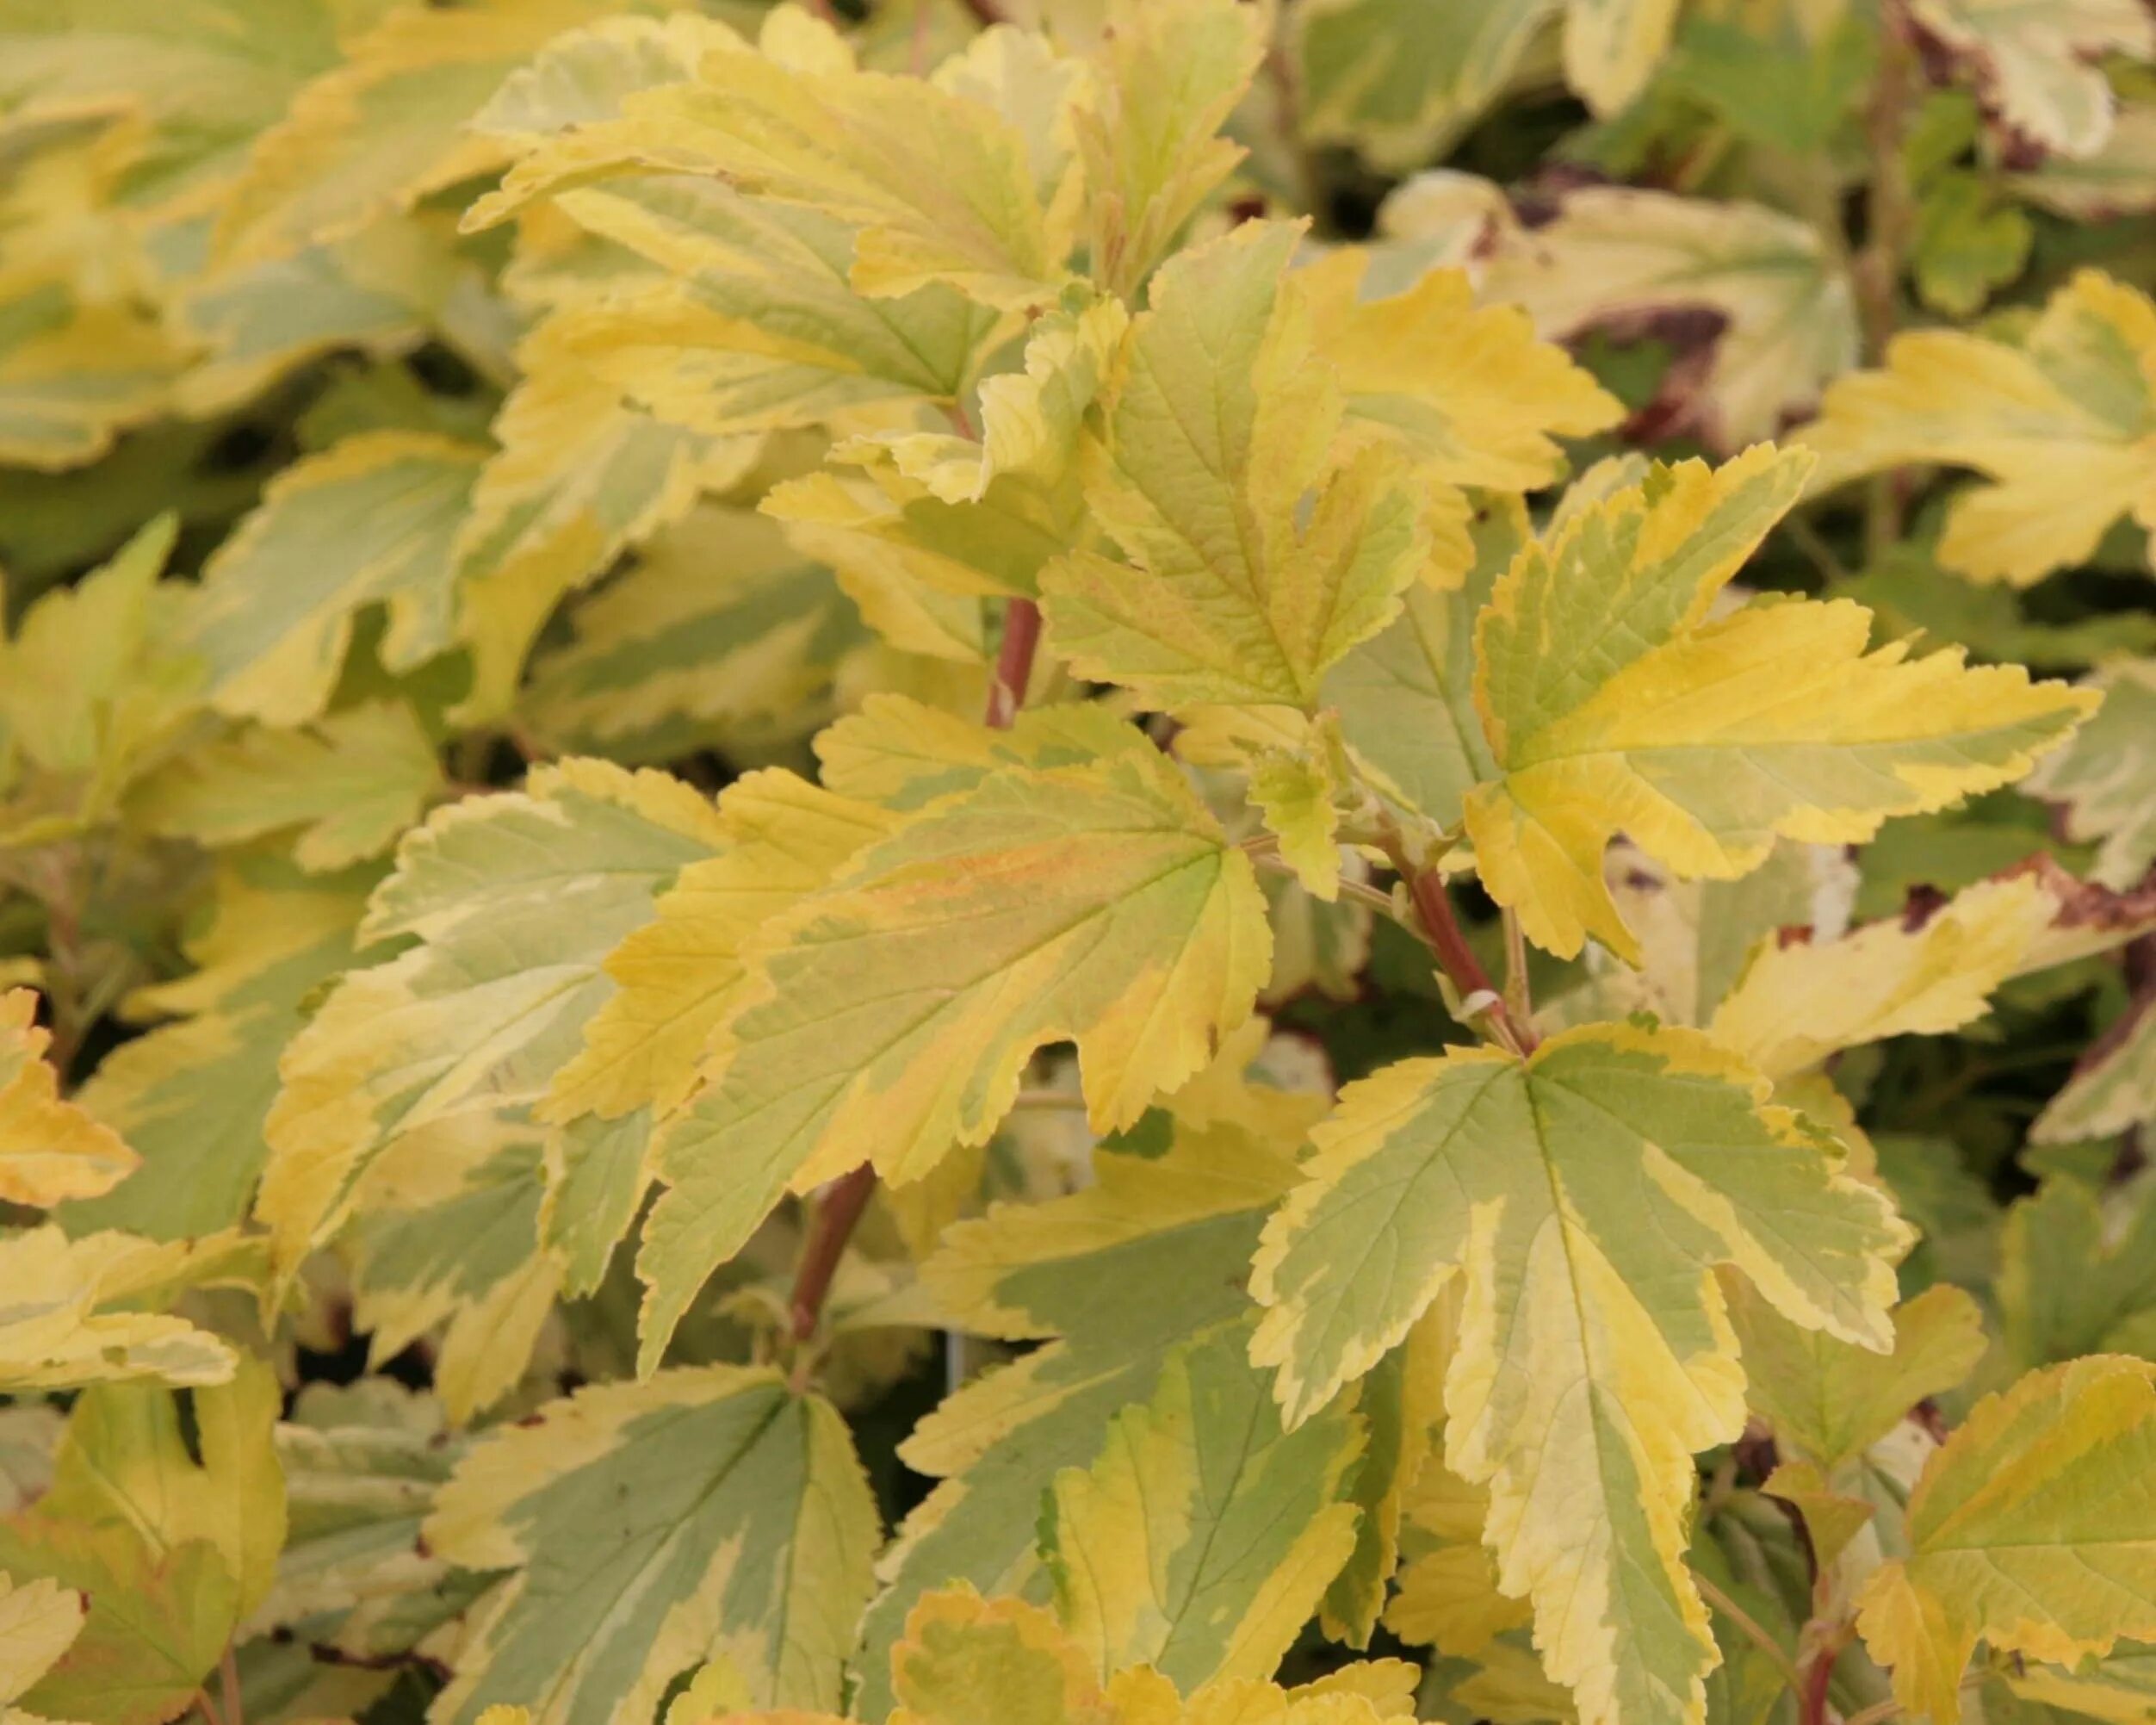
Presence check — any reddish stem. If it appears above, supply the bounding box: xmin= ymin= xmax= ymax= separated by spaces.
xmin=783 ymin=598 xmax=1044 ymax=1368
xmin=1391 ymin=846 xmax=1539 ymax=1054
xmin=1801 ymin=1644 xmax=1838 ymax=1725
xmin=788 ymin=1163 xmax=879 ymax=1345
xmin=985 ymin=597 xmax=1042 ymax=729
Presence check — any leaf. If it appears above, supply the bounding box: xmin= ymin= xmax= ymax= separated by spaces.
xmin=521 ymin=502 xmax=858 ymax=762
xmin=1799 ymin=270 xmax=2156 ymax=586
xmin=858 ymin=1585 xmax=1409 ymax=1725
xmin=635 ymin=731 xmax=1270 ymax=1369
xmin=515 ymin=202 xmax=998 ymax=446
xmin=212 ymin=0 xmax=629 ymax=266
xmin=1248 ymin=722 xmax=1348 ymax=903
xmin=0 ymin=989 xmax=134 ymax=1207
xmin=0 ymin=279 xmax=177 ymax=472
xmin=1907 ymin=0 xmax=2156 ymax=158
xmin=0 ymin=0 xmax=378 ymax=215
xmin=449 ymin=323 xmax=765 ymax=727
xmin=424 ymin=1366 xmax=877 ymax=1724
xmin=1463 ymin=446 xmax=2095 ymax=960
xmin=858 ymin=1089 xmax=1317 ymax=1720
xmin=170 ymin=209 xmax=517 ymax=418
xmin=1039 ymin=221 xmax=1426 ymax=711
xmin=1071 ymin=0 xmax=1265 ymax=300
xmin=0 ymin=1573 xmax=84 ymax=1706
xmin=344 ymin=1135 xmax=565 ymax=1423
xmin=0 ymin=1359 xmax=284 ymax=1725
xmin=1321 ymin=499 xmax=1521 ymax=840
xmin=1539 ymin=840 xmax=1858 ymax=1037
xmin=1043 ymin=1337 xmax=1366 ymax=1691
xmin=1396 ymin=180 xmax=1860 ymax=450
xmin=473 ymin=10 xmax=1069 ymax=309
xmin=0 ymin=1227 xmax=247 ymax=1392
xmin=1298 ymin=250 xmax=1622 ymax=493
xmin=1323 ymin=1309 xmax=1450 ymax=1647
xmin=1708 ymin=874 xmax=2059 ymax=1080
xmin=1291 ymin=0 xmax=1561 ymax=171
xmin=1727 ymin=1281 xmax=1988 ymax=1472
xmin=257 ymin=759 xmax=723 ymax=1286
xmin=1387 ymin=1458 xmax=1536 ymax=1659
xmin=1911 ymin=171 xmax=2033 ymax=317
xmin=133 ymin=700 xmax=443 ymax=871
xmin=1760 ymin=1461 xmax=1875 ymax=1572
xmin=60 ymin=859 xmax=369 ymax=1241
xmin=2031 ymin=659 xmax=2156 ymax=892
xmin=181 ymin=431 xmax=487 ymax=727
xmin=262 ymin=1381 xmax=469 ymax=1658
xmin=1998 ymin=1180 xmax=2156 ymax=1373
xmin=1857 ymin=1356 xmax=2156 ymax=1725
xmin=2035 ymin=993 xmax=2156 ymax=1146
xmin=546 ymin=767 xmax=895 ymax=1126
xmin=1250 ymin=1021 xmax=1911 ymax=1725
xmin=0 ymin=514 xmax=205 ymax=839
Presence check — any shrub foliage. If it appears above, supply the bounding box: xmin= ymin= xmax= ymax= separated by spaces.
xmin=2 ymin=4 xmax=2155 ymax=1725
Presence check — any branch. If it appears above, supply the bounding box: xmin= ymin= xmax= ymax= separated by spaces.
xmin=784 ymin=598 xmax=1045 ymax=1365
xmin=1380 ymin=837 xmax=1539 ymax=1054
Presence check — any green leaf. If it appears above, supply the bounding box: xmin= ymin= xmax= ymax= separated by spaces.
xmin=61 ymin=859 xmax=369 ymax=1240
xmin=1464 ymin=448 xmax=2094 ymax=960
xmin=1858 ymin=1355 xmax=2156 ymax=1725
xmin=1727 ymin=1280 xmax=1988 ymax=1471
xmin=634 ymin=728 xmax=1270 ymax=1370
xmin=1043 ymin=1337 xmax=1366 ymax=1691
xmin=1038 ymin=220 xmax=1425 ymax=711
xmin=424 ymin=1366 xmax=877 ymax=1725
xmin=256 ymin=760 xmax=722 ymax=1413
xmin=179 ymin=431 xmax=486 ymax=728
xmin=856 ymin=1080 xmax=1320 ymax=1720
xmin=0 ymin=1358 xmax=283 ymax=1725
xmin=1999 ymin=1179 xmax=2156 ymax=1373
xmin=1251 ymin=1022 xmax=1910 ymax=1725
xmin=522 ymin=504 xmax=858 ymax=762
xmin=133 ymin=699 xmax=443 ymax=871
xmin=1292 ymin=0 xmax=1558 ymax=170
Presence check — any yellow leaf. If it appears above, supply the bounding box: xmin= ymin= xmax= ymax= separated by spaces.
xmin=1858 ymin=1356 xmax=2156 ymax=1725
xmin=1299 ymin=249 xmax=1621 ymax=492
xmin=2031 ymin=658 xmax=2156 ymax=892
xmin=1760 ymin=1461 xmax=1874 ymax=1572
xmin=0 ymin=1573 xmax=84 ymax=1706
xmin=1040 ymin=221 xmax=1427 ymax=711
xmin=0 ymin=990 xmax=135 ymax=1207
xmin=425 ymin=1367 xmax=877 ymax=1722
xmin=1252 ymin=1022 xmax=1910 ymax=1725
xmin=1709 ymin=874 xmax=2058 ymax=1079
xmin=474 ymin=9 xmax=1069 ymax=309
xmin=635 ymin=733 xmax=1270 ymax=1369
xmin=1044 ymin=1340 xmax=1366 ymax=1691
xmin=214 ymin=0 xmax=636 ymax=266
xmin=1396 ymin=180 xmax=1857 ymax=451
xmin=1073 ymin=0 xmax=1265 ymax=300
xmin=0 ymin=1227 xmax=250 ymax=1393
xmin=546 ymin=767 xmax=896 ymax=1123
xmin=1464 ymin=446 xmax=2094 ymax=959
xmin=132 ymin=700 xmax=443 ymax=872
xmin=180 ymin=431 xmax=486 ymax=727
xmin=1800 ymin=271 xmax=2156 ymax=586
